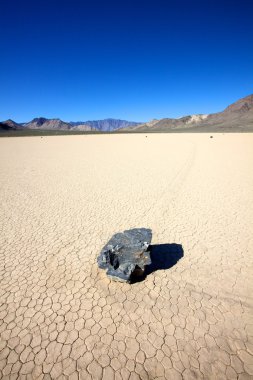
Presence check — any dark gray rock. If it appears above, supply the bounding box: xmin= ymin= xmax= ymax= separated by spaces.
xmin=98 ymin=228 xmax=152 ymax=283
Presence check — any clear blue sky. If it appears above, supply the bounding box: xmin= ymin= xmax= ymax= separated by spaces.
xmin=1 ymin=0 xmax=252 ymax=122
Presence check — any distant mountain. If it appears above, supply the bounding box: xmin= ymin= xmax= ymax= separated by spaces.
xmin=70 ymin=118 xmax=142 ymax=131
xmin=124 ymin=94 xmax=253 ymax=132
xmin=0 ymin=119 xmax=24 ymax=131
xmin=23 ymin=117 xmax=73 ymax=130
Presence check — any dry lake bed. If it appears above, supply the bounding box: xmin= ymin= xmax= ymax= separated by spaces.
xmin=0 ymin=133 xmax=253 ymax=379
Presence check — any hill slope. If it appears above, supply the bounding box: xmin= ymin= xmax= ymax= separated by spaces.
xmin=126 ymin=94 xmax=253 ymax=132
xmin=0 ymin=119 xmax=24 ymax=131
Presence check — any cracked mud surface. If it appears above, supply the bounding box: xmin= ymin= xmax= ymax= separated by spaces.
xmin=0 ymin=133 xmax=252 ymax=379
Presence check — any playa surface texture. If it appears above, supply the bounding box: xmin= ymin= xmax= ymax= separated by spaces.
xmin=0 ymin=133 xmax=253 ymax=380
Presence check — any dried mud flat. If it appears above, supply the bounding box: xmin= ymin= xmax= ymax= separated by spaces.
xmin=0 ymin=133 xmax=253 ymax=380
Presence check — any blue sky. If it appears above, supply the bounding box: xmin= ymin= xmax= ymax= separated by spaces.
xmin=0 ymin=0 xmax=252 ymax=122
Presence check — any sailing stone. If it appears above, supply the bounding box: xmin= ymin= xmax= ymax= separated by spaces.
xmin=97 ymin=228 xmax=152 ymax=283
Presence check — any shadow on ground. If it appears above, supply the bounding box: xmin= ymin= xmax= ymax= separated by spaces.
xmin=131 ymin=243 xmax=184 ymax=283
xmin=146 ymin=243 xmax=184 ymax=274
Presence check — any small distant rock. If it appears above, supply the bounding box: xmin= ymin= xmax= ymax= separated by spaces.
xmin=97 ymin=228 xmax=152 ymax=283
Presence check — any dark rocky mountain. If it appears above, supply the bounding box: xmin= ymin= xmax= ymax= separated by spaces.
xmin=0 ymin=119 xmax=24 ymax=131
xmin=125 ymin=94 xmax=253 ymax=132
xmin=70 ymin=118 xmax=142 ymax=131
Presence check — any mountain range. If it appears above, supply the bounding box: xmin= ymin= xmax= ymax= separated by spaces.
xmin=0 ymin=118 xmax=141 ymax=132
xmin=1 ymin=94 xmax=253 ymax=133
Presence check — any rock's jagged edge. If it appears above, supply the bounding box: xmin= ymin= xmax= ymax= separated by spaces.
xmin=97 ymin=228 xmax=152 ymax=283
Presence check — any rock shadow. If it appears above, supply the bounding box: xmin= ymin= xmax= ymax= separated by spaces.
xmin=146 ymin=243 xmax=184 ymax=274
xmin=131 ymin=243 xmax=184 ymax=283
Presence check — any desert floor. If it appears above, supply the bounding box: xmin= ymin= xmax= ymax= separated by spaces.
xmin=0 ymin=133 xmax=253 ymax=380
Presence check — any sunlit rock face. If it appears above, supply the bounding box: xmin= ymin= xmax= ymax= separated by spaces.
xmin=97 ymin=228 xmax=152 ymax=283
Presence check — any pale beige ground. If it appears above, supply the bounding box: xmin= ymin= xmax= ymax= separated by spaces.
xmin=0 ymin=133 xmax=253 ymax=380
